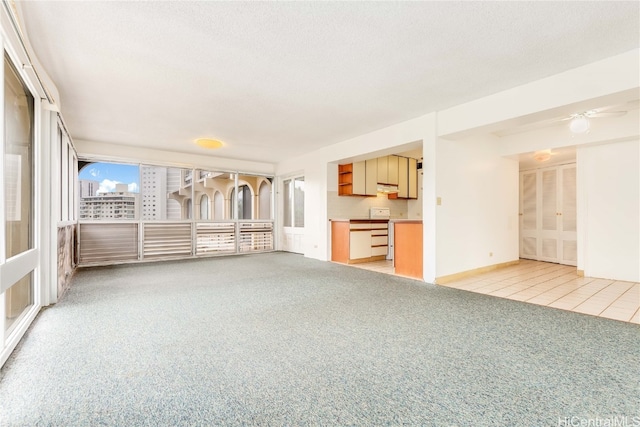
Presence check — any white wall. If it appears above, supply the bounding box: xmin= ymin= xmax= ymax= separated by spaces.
xmin=578 ymin=140 xmax=640 ymax=282
xmin=327 ymin=191 xmax=409 ymax=220
xmin=435 ymin=134 xmax=520 ymax=279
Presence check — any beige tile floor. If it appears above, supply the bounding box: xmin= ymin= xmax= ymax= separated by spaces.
xmin=350 ymin=260 xmax=395 ymax=275
xmin=351 ymin=259 xmax=639 ymax=324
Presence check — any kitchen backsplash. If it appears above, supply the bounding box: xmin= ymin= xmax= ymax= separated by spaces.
xmin=327 ymin=191 xmax=409 ymax=219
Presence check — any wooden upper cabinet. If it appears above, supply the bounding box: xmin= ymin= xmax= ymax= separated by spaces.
xmin=338 ymin=163 xmax=353 ymax=196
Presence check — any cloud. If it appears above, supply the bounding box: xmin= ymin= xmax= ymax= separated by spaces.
xmin=89 ymin=168 xmax=100 ymax=177
xmin=97 ymin=179 xmax=139 ymax=194
xmin=98 ymin=179 xmax=119 ymax=194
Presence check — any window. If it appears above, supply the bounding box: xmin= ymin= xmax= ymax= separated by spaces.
xmin=213 ymin=192 xmax=224 ymax=220
xmin=200 ymin=195 xmax=210 ymax=220
xmin=76 ymin=164 xmax=274 ymax=265
xmin=258 ymin=181 xmax=271 ymax=220
xmin=231 ymin=185 xmax=252 ymax=220
xmin=4 ymin=58 xmax=34 ymax=258
xmin=140 ymin=165 xmax=188 ymax=220
xmin=78 ymin=162 xmax=140 ymax=220
xmin=283 ymin=176 xmax=304 ymax=227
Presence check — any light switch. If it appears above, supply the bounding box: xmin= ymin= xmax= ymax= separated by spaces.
xmin=436 ymin=197 xmax=442 ymax=206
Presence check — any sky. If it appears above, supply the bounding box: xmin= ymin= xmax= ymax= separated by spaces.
xmin=78 ymin=162 xmax=140 ymax=193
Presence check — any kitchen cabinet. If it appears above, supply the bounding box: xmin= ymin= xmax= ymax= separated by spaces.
xmin=393 ymin=156 xmax=418 ymax=199
xmin=352 ymin=161 xmax=366 ymax=195
xmin=397 ymin=156 xmax=408 ymax=198
xmin=339 ymin=161 xmax=376 ymax=196
xmin=394 ymin=220 xmax=423 ymax=279
xmin=408 ymin=158 xmax=418 ymax=199
xmin=365 ymin=159 xmax=377 ymax=195
xmin=338 ymin=163 xmax=353 ymax=196
xmin=377 ymin=155 xmax=400 ymax=185
xmin=338 ymin=155 xmax=414 ymax=198
xmin=377 ymin=156 xmax=388 ymax=184
xmin=331 ymin=220 xmax=389 ymax=263
xmin=388 ymin=155 xmax=399 ymax=185
xmin=349 ymin=229 xmax=372 ymax=259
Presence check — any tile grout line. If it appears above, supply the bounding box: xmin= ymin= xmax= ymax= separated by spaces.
xmin=523 ymin=276 xmax=597 ymax=305
xmin=588 ymin=281 xmax=639 ymax=317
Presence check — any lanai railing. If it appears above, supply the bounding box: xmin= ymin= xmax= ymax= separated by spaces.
xmin=77 ymin=220 xmax=274 ymax=266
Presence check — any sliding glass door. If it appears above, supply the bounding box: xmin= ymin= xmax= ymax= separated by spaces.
xmin=1 ymin=55 xmax=39 ymax=355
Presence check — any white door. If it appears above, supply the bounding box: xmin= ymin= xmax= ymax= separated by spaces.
xmin=539 ymin=167 xmax=559 ymax=262
xmin=519 ymin=170 xmax=538 ymax=259
xmin=559 ymin=165 xmax=577 ymax=265
xmin=519 ymin=164 xmax=577 ymax=266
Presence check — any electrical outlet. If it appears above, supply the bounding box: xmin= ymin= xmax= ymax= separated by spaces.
xmin=489 ymin=252 xmax=493 ymax=257
xmin=436 ymin=197 xmax=442 ymax=205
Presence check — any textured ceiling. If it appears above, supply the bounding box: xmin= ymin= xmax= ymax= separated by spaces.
xmin=17 ymin=1 xmax=640 ymax=163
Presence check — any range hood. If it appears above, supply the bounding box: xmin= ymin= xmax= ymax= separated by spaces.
xmin=377 ymin=184 xmax=399 ymax=194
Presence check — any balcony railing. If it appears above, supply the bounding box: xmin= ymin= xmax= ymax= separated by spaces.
xmin=78 ymin=220 xmax=274 ymax=266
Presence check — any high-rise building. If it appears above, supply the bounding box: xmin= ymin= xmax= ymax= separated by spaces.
xmin=141 ymin=166 xmax=167 ymax=220
xmin=79 ymin=183 xmax=139 ymax=220
xmin=140 ymin=166 xmax=182 ymax=220
xmin=79 ymin=180 xmax=100 ymax=198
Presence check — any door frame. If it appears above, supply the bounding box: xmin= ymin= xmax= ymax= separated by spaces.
xmin=0 ymin=39 xmax=50 ymax=367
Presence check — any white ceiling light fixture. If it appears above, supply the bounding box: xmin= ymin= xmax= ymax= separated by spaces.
xmin=569 ymin=113 xmax=591 ymax=134
xmin=533 ymin=149 xmax=553 ymax=162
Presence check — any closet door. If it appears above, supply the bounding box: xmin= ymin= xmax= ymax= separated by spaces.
xmin=539 ymin=167 xmax=559 ymax=262
xmin=519 ymin=163 xmax=577 ymax=266
xmin=559 ymin=165 xmax=577 ymax=266
xmin=519 ymin=170 xmax=538 ymax=260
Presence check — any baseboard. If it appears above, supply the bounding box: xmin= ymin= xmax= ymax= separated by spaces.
xmin=435 ymin=260 xmax=520 ymax=285
xmin=577 ymin=269 xmax=584 ymax=277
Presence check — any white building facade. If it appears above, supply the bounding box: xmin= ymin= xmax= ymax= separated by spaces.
xmin=79 ymin=183 xmax=139 ymax=220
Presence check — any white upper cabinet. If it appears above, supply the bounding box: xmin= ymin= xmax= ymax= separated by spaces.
xmin=388 ymin=155 xmax=399 ymax=185
xmin=377 ymin=156 xmax=388 ymax=184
